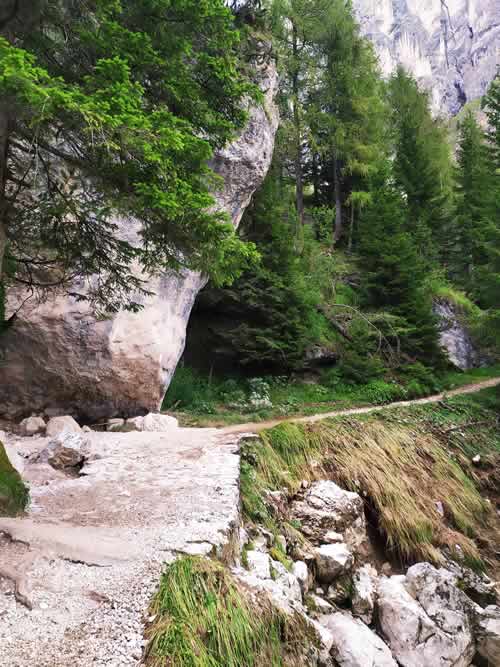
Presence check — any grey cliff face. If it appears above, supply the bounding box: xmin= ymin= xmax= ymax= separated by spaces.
xmin=353 ymin=0 xmax=500 ymax=115
xmin=0 ymin=59 xmax=279 ymax=420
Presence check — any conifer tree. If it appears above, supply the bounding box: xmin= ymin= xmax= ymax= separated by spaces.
xmin=478 ymin=75 xmax=500 ymax=348
xmin=389 ymin=68 xmax=453 ymax=264
xmin=359 ymin=171 xmax=443 ymax=364
xmin=452 ymin=111 xmax=494 ymax=292
xmin=0 ymin=0 xmax=256 ymax=312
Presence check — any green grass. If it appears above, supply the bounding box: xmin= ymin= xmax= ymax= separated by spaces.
xmin=145 ymin=556 xmax=312 ymax=667
xmin=240 ymin=388 xmax=500 ymax=569
xmin=0 ymin=441 xmax=29 ymax=516
xmin=163 ymin=364 xmax=500 ymax=427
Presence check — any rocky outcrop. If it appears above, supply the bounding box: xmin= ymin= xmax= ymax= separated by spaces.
xmin=378 ymin=564 xmax=476 ymax=667
xmin=434 ymin=299 xmax=479 ymax=369
xmin=352 ymin=0 xmax=499 ymax=116
xmin=0 ymin=58 xmax=279 ymax=421
xmin=290 ymin=480 xmax=368 ymax=554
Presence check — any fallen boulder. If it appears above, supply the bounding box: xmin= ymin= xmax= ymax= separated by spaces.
xmin=38 ymin=432 xmax=89 ymax=471
xmin=46 ymin=416 xmax=81 ymax=438
xmin=125 ymin=413 xmax=179 ymax=432
xmin=290 ymin=480 xmax=367 ymax=552
xmin=321 ymin=612 xmax=397 ymax=667
xmin=378 ymin=565 xmax=475 ymax=667
xmin=20 ymin=416 xmax=46 ymax=436
xmin=314 ymin=543 xmax=353 ymax=584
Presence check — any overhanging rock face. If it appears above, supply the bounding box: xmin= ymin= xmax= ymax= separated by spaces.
xmin=353 ymin=0 xmax=499 ymax=116
xmin=0 ymin=60 xmax=279 ymax=421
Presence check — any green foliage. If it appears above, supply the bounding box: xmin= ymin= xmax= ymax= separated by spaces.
xmin=0 ymin=1 xmax=258 ymax=311
xmin=242 ymin=401 xmax=497 ymax=566
xmin=146 ymin=556 xmax=310 ymax=667
xmin=0 ymin=441 xmax=29 ymax=516
xmin=195 ymin=165 xmax=330 ymax=370
xmin=358 ymin=178 xmax=444 ymax=365
xmin=389 ymin=68 xmax=454 ymax=264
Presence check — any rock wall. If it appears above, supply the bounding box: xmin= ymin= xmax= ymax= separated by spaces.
xmin=434 ymin=299 xmax=479 ymax=370
xmin=0 ymin=60 xmax=279 ymax=420
xmin=353 ymin=0 xmax=500 ymax=115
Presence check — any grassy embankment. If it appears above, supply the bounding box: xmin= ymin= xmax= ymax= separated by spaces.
xmin=240 ymin=387 xmax=500 ymax=571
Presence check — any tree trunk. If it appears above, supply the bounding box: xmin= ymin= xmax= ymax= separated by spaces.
xmin=348 ymin=204 xmax=355 ymax=252
xmin=333 ymin=153 xmax=342 ymax=244
xmin=292 ymin=22 xmax=305 ymax=227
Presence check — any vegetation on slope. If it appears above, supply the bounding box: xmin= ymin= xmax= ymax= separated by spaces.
xmin=0 ymin=441 xmax=29 ymax=516
xmin=145 ymin=556 xmax=313 ymax=667
xmin=240 ymin=388 xmax=500 ymax=569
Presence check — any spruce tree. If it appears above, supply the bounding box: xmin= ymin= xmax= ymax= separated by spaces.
xmin=389 ymin=68 xmax=453 ymax=265
xmin=359 ymin=172 xmax=443 ymax=365
xmin=453 ymin=111 xmax=493 ymax=292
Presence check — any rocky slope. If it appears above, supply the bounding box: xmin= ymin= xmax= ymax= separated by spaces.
xmin=353 ymin=0 xmax=500 ymax=115
xmin=0 ymin=56 xmax=279 ymax=421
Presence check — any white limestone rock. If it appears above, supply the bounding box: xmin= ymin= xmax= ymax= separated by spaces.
xmin=308 ymin=594 xmax=335 ymax=617
xmin=270 ymin=560 xmax=303 ymax=604
xmin=378 ymin=565 xmax=475 ymax=667
xmin=434 ymin=299 xmax=479 ymax=369
xmin=20 ymin=416 xmax=46 ymax=437
xmin=0 ymin=57 xmax=279 ymax=421
xmin=246 ymin=550 xmax=271 ymax=580
xmin=290 ymin=480 xmax=367 ymax=552
xmin=321 ymin=612 xmax=397 ymax=667
xmin=38 ymin=432 xmax=89 ymax=470
xmin=314 ymin=543 xmax=353 ymax=584
xmin=352 ymin=0 xmax=499 ymax=116
xmin=292 ymin=560 xmax=310 ymax=594
xmin=475 ymin=605 xmax=500 ymax=665
xmin=46 ymin=416 xmax=81 ymax=438
xmin=352 ymin=564 xmax=378 ymax=624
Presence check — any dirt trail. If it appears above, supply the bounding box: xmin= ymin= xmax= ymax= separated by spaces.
xmin=221 ymin=376 xmax=500 ymax=435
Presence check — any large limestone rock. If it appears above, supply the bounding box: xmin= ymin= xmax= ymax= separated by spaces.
xmin=290 ymin=480 xmax=367 ymax=553
xmin=321 ymin=612 xmax=397 ymax=667
xmin=352 ymin=564 xmax=378 ymax=624
xmin=434 ymin=299 xmax=479 ymax=370
xmin=475 ymin=605 xmax=500 ymax=665
xmin=378 ymin=564 xmax=476 ymax=667
xmin=0 ymin=59 xmax=279 ymax=420
xmin=314 ymin=543 xmax=353 ymax=584
xmin=352 ymin=0 xmax=499 ymax=116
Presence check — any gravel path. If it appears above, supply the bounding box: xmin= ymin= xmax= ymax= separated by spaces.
xmin=221 ymin=376 xmax=500 ymax=434
xmin=0 ymin=427 xmax=241 ymax=667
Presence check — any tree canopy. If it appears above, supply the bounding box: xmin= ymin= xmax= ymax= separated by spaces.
xmin=0 ymin=0 xmax=257 ymax=313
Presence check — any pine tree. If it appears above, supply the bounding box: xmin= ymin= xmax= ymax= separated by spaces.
xmin=389 ymin=68 xmax=453 ymax=265
xmin=478 ymin=75 xmax=500 ymax=348
xmin=452 ymin=111 xmax=493 ymax=291
xmin=199 ymin=162 xmax=325 ymax=369
xmin=359 ymin=172 xmax=443 ymax=365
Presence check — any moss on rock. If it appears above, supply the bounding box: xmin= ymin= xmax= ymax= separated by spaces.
xmin=0 ymin=441 xmax=29 ymax=516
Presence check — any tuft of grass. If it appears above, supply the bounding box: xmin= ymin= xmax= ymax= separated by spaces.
xmin=0 ymin=441 xmax=29 ymax=516
xmin=145 ymin=556 xmax=312 ymax=667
